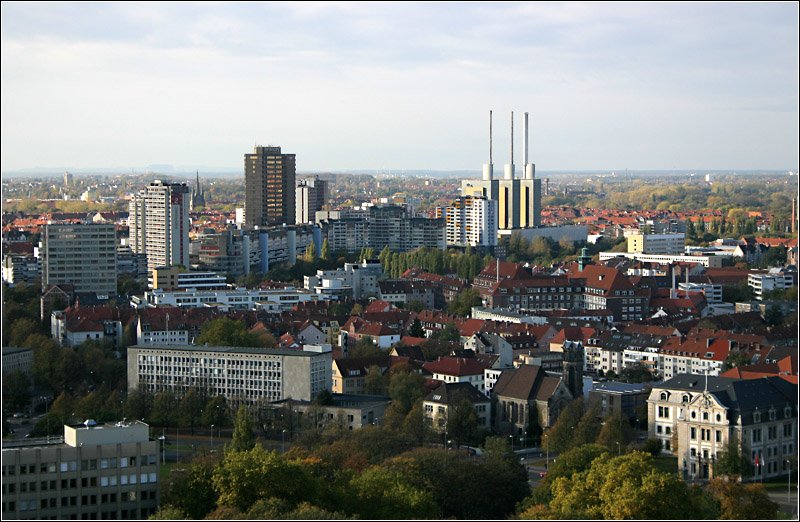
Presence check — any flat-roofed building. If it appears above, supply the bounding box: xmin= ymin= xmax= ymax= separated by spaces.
xmin=40 ymin=223 xmax=117 ymax=294
xmin=2 ymin=347 xmax=33 ymax=376
xmin=127 ymin=344 xmax=332 ymax=405
xmin=1 ymin=420 xmax=159 ymax=520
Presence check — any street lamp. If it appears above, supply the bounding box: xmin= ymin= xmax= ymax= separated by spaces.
xmin=787 ymin=459 xmax=792 ymax=505
xmin=210 ymin=424 xmax=215 ymax=451
xmin=615 ymin=441 xmax=621 ymax=457
xmin=544 ymin=432 xmax=549 ymax=470
xmin=509 ymin=434 xmax=514 ymax=452
xmin=158 ymin=429 xmax=166 ymax=466
xmin=282 ymin=429 xmax=287 ymax=453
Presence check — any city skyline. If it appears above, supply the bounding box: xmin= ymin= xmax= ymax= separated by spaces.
xmin=1 ymin=2 xmax=798 ymax=173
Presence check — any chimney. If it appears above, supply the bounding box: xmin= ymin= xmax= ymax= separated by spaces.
xmin=482 ymin=110 xmax=494 ymax=181
xmin=504 ymin=111 xmax=515 ymax=180
xmin=524 ymin=112 xmax=535 ymax=180
xmin=670 ymin=265 xmax=677 ymax=299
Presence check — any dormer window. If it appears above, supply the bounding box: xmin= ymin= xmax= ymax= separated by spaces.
xmin=785 ymin=406 xmax=793 ymax=419
xmin=682 ymin=394 xmax=691 ymax=404
xmin=753 ymin=410 xmax=761 ymax=423
xmin=660 ymin=392 xmax=669 ymax=401
xmin=769 ymin=409 xmax=776 ymax=421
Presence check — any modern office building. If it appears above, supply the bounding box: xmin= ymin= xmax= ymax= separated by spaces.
xmin=438 ymin=195 xmax=498 ymax=247
xmin=40 ymin=223 xmax=117 ymax=294
xmin=136 ymin=286 xmax=326 ymax=312
xmin=2 ymin=347 xmax=33 ymax=376
xmin=128 ymin=180 xmax=191 ymax=273
xmin=127 ymin=344 xmax=332 ymax=404
xmin=1 ymin=420 xmax=159 ymax=520
xmin=461 ymin=111 xmax=542 ymax=232
xmin=296 ymin=176 xmax=328 ymax=225
xmin=149 ymin=267 xmax=227 ymax=291
xmin=244 ymin=146 xmax=296 ymax=228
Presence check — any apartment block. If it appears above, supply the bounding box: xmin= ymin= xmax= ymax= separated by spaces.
xmin=244 ymin=146 xmax=296 ymax=228
xmin=40 ymin=223 xmax=117 ymax=295
xmin=438 ymin=195 xmax=498 ymax=247
xmin=128 ymin=181 xmax=190 ymax=273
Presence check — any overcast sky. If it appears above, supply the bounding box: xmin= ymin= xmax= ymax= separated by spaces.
xmin=1 ymin=2 xmax=798 ymax=173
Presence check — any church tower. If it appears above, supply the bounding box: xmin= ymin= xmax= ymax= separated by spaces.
xmin=562 ymin=340 xmax=584 ymax=399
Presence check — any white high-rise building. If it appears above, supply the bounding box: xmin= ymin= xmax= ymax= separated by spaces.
xmin=41 ymin=223 xmax=117 ymax=294
xmin=296 ymin=176 xmax=328 ymax=224
xmin=128 ymin=181 xmax=190 ymax=272
xmin=439 ymin=195 xmax=498 ymax=247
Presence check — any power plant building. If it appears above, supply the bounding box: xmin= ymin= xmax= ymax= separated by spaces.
xmin=461 ymin=111 xmax=542 ymax=232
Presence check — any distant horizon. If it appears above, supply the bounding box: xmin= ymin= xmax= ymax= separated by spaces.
xmin=2 ymin=166 xmax=796 ymax=179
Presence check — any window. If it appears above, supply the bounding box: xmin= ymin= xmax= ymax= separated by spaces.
xmin=691 ymin=427 xmax=696 ymax=440
xmin=784 ymin=423 xmax=793 ymax=437
xmin=752 ymin=428 xmax=762 ymax=443
xmin=715 ymin=430 xmax=722 ymax=443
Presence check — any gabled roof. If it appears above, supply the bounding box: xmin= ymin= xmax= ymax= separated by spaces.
xmin=333 ymin=355 xmax=393 ymax=376
xmin=492 ymin=365 xmax=545 ymax=400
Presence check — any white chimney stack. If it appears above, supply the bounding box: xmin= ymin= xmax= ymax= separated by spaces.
xmin=483 ymin=110 xmax=494 ymax=181
xmin=504 ymin=111 xmax=515 ymax=180
xmin=524 ymin=111 xmax=535 ymax=180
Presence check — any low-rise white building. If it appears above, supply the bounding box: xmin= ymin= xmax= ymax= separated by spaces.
xmin=748 ymin=269 xmax=794 ymax=301
xmin=137 ymin=286 xmax=327 ymax=311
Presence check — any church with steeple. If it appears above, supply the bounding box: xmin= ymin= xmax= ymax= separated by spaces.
xmin=190 ymin=170 xmax=205 ymax=210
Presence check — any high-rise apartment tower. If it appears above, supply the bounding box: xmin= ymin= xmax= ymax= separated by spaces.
xmin=128 ymin=180 xmax=190 ymax=272
xmin=245 ymin=146 xmax=296 ymax=228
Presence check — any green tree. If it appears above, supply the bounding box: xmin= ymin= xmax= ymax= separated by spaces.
xmin=446 ymin=396 xmax=480 ymax=447
xmin=764 ymin=303 xmax=784 ymax=326
xmin=212 ymin=445 xmax=322 ymax=513
xmin=348 ymin=336 xmax=381 ymax=358
xmin=196 ymin=317 xmax=262 ymax=347
xmin=713 ymin=438 xmax=754 ymax=479
xmin=388 ymin=371 xmax=426 ymax=414
xmin=544 ymin=451 xmax=718 ymax=519
xmin=148 ymin=505 xmax=187 ymax=520
xmin=179 ymin=387 xmax=207 ymax=434
xmin=125 ymin=389 xmax=153 ymax=422
xmin=363 ymin=365 xmax=388 ymax=395
xmin=9 ymin=318 xmax=43 ymax=347
xmin=595 ymin=414 xmax=632 ymax=452
xmin=349 ymin=466 xmax=440 ymax=519
xmin=151 ymin=390 xmax=179 ymax=427
xmin=230 ymin=405 xmax=255 ymax=452
xmin=161 ymin=455 xmax=218 ymax=519
xmin=2 ymin=370 xmax=31 ymax=415
xmin=408 ymin=318 xmax=424 ymax=338
xmin=544 ymin=398 xmax=585 ymax=454
xmin=202 ymin=396 xmax=229 ymax=428
xmin=446 ymin=288 xmax=482 ymax=317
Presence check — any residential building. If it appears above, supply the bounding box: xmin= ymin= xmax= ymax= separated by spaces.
xmin=366 ymin=205 xmax=446 ymax=252
xmin=423 ymin=382 xmax=491 ymax=433
xmin=0 ymin=420 xmax=159 ymax=520
xmin=627 ymin=232 xmax=686 ymax=255
xmin=423 ymin=356 xmax=491 ymax=393
xmin=149 ymin=267 xmax=227 ymax=291
xmin=438 ymin=195 xmax=498 ymax=247
xmin=331 ymin=356 xmax=393 ymax=394
xmin=127 ymin=344 xmax=332 ymax=404
xmin=244 ymin=145 xmax=296 ymax=228
xmin=305 ymin=259 xmax=384 ymax=300
xmin=296 ymin=176 xmax=328 ymax=225
xmin=748 ymin=269 xmax=794 ymax=301
xmin=193 ymin=228 xmax=254 ymax=278
xmin=128 ymin=180 xmax=191 ymax=272
xmin=647 ymin=374 xmax=797 ymax=481
xmin=2 ymin=254 xmax=41 ymax=286
xmin=40 ymin=223 xmax=117 ymax=294
xmin=50 ymin=306 xmax=136 ymax=348
xmin=378 ymin=280 xmax=435 ymax=309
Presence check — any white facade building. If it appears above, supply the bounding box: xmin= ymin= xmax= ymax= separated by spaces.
xmin=138 ymin=286 xmax=326 ymax=311
xmin=441 ymin=195 xmax=498 ymax=247
xmin=128 ymin=181 xmax=191 ymax=272
xmin=127 ymin=345 xmax=332 ymax=404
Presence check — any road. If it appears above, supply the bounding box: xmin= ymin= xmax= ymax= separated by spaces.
xmin=766 ymin=487 xmax=798 ymax=517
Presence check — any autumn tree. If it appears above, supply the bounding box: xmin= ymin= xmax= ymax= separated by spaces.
xmin=707 ymin=478 xmax=778 ymax=520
